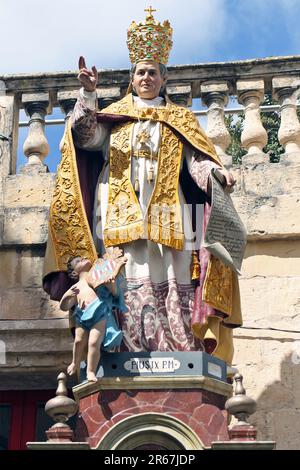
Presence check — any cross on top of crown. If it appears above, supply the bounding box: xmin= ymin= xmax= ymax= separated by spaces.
xmin=145 ymin=6 xmax=156 ymax=18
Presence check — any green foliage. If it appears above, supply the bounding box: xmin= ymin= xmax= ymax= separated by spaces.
xmin=261 ymin=93 xmax=284 ymax=163
xmin=225 ymin=113 xmax=246 ymax=165
xmin=224 ymin=93 xmax=295 ymax=164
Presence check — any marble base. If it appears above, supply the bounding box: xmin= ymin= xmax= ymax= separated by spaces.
xmin=73 ymin=374 xmax=232 ymax=450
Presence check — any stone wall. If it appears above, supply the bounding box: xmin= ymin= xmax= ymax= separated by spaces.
xmin=0 ymin=57 xmax=300 ymax=448
xmin=232 ymin=160 xmax=300 ymax=450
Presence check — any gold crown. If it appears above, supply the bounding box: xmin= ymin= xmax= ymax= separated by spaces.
xmin=127 ymin=6 xmax=173 ymax=65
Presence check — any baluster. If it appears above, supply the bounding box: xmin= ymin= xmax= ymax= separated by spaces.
xmin=273 ymin=76 xmax=300 ymax=162
xmin=58 ymin=91 xmax=78 ymax=151
xmin=21 ymin=93 xmax=51 ymax=173
xmin=237 ymin=80 xmax=268 ymax=164
xmin=58 ymin=90 xmax=77 ymax=120
xmin=201 ymin=81 xmax=231 ymax=166
xmin=167 ymin=84 xmax=192 ymax=107
xmin=97 ymin=87 xmax=122 ymax=109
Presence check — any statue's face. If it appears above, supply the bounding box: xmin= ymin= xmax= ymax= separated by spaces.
xmin=72 ymin=257 xmax=92 ymax=274
xmin=132 ymin=61 xmax=165 ymax=100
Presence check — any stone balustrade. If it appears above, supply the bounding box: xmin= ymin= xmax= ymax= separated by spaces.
xmin=1 ymin=56 xmax=300 ymax=178
xmin=0 ymin=56 xmax=300 ymax=173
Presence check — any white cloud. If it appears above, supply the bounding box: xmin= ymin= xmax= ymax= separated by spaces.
xmin=1 ymin=0 xmax=299 ymax=76
xmin=0 ymin=0 xmax=228 ymax=74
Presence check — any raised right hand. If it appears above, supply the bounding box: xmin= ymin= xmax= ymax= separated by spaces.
xmin=78 ymin=56 xmax=98 ymax=92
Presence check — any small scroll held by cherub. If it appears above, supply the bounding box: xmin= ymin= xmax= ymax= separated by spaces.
xmin=60 ymin=247 xmax=128 ymax=383
xmin=87 ymin=247 xmax=128 ymax=289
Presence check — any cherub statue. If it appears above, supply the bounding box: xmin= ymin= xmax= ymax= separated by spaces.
xmin=60 ymin=248 xmax=127 ymax=382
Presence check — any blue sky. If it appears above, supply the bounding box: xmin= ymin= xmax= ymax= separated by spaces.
xmin=0 ymin=0 xmax=299 ymax=75
xmin=1 ymin=0 xmax=299 ymax=171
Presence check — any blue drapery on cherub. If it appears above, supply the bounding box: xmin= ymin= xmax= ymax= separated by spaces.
xmin=73 ymin=275 xmax=128 ymax=350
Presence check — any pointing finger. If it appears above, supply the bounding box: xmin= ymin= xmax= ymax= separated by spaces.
xmin=92 ymin=65 xmax=98 ymax=80
xmin=78 ymin=56 xmax=86 ymax=70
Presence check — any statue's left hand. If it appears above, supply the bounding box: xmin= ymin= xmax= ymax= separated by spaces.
xmin=216 ymin=168 xmax=236 ymax=192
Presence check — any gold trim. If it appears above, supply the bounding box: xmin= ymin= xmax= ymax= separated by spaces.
xmin=132 ymin=150 xmax=158 ymax=159
xmin=104 ymin=122 xmax=145 ymax=247
xmin=190 ymin=250 xmax=200 ymax=281
xmin=48 ymin=122 xmax=97 ymax=271
xmin=100 ymin=94 xmax=221 ymax=166
xmin=147 ymin=124 xmax=184 ymax=250
xmin=104 ymin=121 xmax=184 ymax=250
xmin=202 ymin=256 xmax=233 ymax=315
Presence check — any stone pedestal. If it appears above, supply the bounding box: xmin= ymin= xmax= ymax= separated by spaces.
xmin=211 ymin=422 xmax=276 ymax=450
xmin=72 ymin=352 xmax=232 ymax=450
xmin=211 ymin=373 xmax=276 ymax=450
xmin=27 ymin=372 xmax=90 ymax=450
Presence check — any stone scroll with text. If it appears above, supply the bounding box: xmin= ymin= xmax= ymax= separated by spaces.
xmin=203 ymin=170 xmax=247 ymax=274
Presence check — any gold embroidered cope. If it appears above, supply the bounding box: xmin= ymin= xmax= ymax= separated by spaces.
xmin=46 ymin=123 xmax=97 ymax=273
xmin=101 ymin=94 xmax=221 ymax=165
xmin=203 ymin=256 xmax=233 ymax=315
